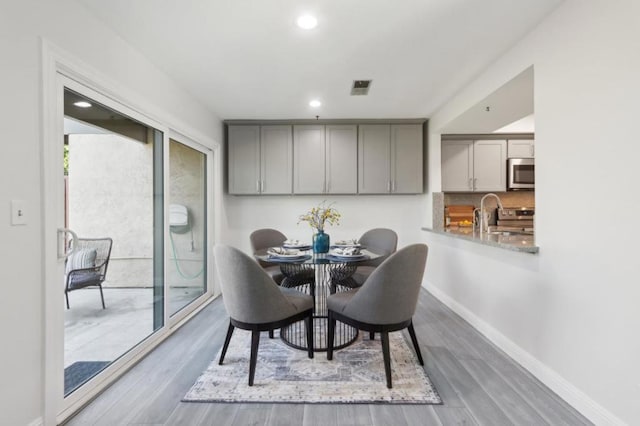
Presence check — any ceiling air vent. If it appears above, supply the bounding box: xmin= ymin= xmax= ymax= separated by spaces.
xmin=351 ymin=80 xmax=372 ymax=96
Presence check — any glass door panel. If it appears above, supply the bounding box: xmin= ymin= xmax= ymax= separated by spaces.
xmin=168 ymin=138 xmax=207 ymax=316
xmin=63 ymin=88 xmax=164 ymax=396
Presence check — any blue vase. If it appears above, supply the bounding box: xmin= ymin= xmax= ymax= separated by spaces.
xmin=313 ymin=229 xmax=330 ymax=254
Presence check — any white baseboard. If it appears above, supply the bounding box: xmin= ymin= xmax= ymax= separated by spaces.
xmin=425 ymin=282 xmax=626 ymax=426
xmin=27 ymin=418 xmax=43 ymax=426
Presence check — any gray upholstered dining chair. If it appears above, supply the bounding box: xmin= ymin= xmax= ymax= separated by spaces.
xmin=214 ymin=244 xmax=314 ymax=386
xmin=332 ymin=228 xmax=398 ymax=289
xmin=250 ymin=228 xmax=287 ymax=285
xmin=326 ymin=243 xmax=428 ymax=388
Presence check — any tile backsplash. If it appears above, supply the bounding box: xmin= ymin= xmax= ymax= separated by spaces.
xmin=433 ymin=191 xmax=535 ymax=230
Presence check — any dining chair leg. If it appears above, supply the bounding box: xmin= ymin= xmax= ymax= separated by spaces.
xmin=407 ymin=321 xmax=424 ymax=365
xmin=370 ymin=331 xmax=375 ymax=340
xmin=380 ymin=331 xmax=393 ymax=388
xmin=305 ymin=315 xmax=314 ymax=359
xmin=327 ymin=311 xmax=335 ymax=360
xmin=269 ymin=330 xmax=274 ymax=338
xmin=248 ymin=330 xmax=260 ymax=386
xmin=219 ymin=322 xmax=235 ymax=365
xmin=249 ymin=330 xmax=260 ymax=386
xmin=65 ymin=291 xmax=70 ymax=310
xmin=98 ymin=284 xmax=106 ymax=309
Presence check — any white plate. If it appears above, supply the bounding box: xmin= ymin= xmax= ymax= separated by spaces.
xmin=269 ymin=254 xmax=308 ymax=259
xmin=329 ymin=252 xmax=366 ymax=259
xmin=282 ymin=244 xmax=311 ymax=249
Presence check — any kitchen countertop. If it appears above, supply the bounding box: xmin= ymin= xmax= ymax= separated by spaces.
xmin=421 ymin=227 xmax=539 ymax=254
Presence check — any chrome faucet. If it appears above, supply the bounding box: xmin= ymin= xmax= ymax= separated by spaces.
xmin=479 ymin=193 xmax=505 ymax=234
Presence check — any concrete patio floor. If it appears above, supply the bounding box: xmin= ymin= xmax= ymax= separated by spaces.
xmin=64 ymin=287 xmax=205 ymax=367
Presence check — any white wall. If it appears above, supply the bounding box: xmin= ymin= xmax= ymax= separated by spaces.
xmin=0 ymin=1 xmax=221 ymax=424
xmin=69 ymin=133 xmax=154 ymax=287
xmin=425 ymin=1 xmax=640 ymax=424
xmin=222 ymin=194 xmax=428 ymax=255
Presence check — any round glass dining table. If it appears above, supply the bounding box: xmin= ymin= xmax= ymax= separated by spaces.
xmin=255 ymin=248 xmax=382 ymax=352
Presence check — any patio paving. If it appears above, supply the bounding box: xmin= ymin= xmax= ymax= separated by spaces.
xmin=64 ymin=287 xmax=205 ymax=367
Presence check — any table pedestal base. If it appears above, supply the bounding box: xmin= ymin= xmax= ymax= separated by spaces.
xmin=280 ymin=263 xmax=359 ymax=351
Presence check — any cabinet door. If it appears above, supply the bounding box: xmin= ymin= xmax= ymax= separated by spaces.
xmin=228 ymin=125 xmax=260 ymax=194
xmin=391 ymin=124 xmax=423 ymax=193
xmin=507 ymin=139 xmax=535 ymax=158
xmin=474 ymin=140 xmax=507 ymax=191
xmin=325 ymin=125 xmax=357 ymax=194
xmin=260 ymin=126 xmax=292 ymax=194
xmin=441 ymin=140 xmax=473 ymax=192
xmin=358 ymin=125 xmax=391 ymax=194
xmin=293 ymin=125 xmax=326 ymax=194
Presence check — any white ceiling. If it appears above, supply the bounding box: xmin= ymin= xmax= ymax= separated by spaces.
xmin=77 ymin=0 xmax=562 ymax=120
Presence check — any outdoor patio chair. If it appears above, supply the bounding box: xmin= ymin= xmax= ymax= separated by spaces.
xmin=65 ymin=237 xmax=113 ymax=309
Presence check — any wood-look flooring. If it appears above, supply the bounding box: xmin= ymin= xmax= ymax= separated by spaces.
xmin=65 ymin=290 xmax=592 ymax=425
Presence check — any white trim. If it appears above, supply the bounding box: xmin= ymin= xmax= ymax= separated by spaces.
xmin=40 ymin=38 xmax=221 ymax=425
xmin=424 ymin=282 xmax=626 ymax=426
xmin=166 ymin=134 xmax=217 ymax=327
xmin=27 ymin=418 xmax=44 ymax=426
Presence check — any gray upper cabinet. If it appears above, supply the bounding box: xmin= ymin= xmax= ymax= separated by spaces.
xmin=441 ymin=139 xmax=506 ymax=192
xmin=391 ymin=124 xmax=423 ymax=194
xmin=358 ymin=125 xmax=390 ymax=194
xmin=325 ymin=125 xmax=358 ymax=194
xmin=507 ymin=139 xmax=535 ymax=158
xmin=228 ymin=125 xmax=292 ymax=194
xmin=441 ymin=140 xmax=473 ymax=192
xmin=293 ymin=125 xmax=358 ymax=194
xmin=473 ymin=140 xmax=507 ymax=192
xmin=260 ymin=126 xmax=293 ymax=194
xmin=293 ymin=125 xmax=326 ymax=194
xmin=359 ymin=124 xmax=423 ymax=194
xmin=228 ymin=126 xmax=261 ymax=194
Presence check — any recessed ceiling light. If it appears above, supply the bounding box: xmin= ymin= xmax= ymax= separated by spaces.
xmin=74 ymin=101 xmax=92 ymax=108
xmin=297 ymin=14 xmax=318 ymax=30
xmin=309 ymin=99 xmax=322 ymax=108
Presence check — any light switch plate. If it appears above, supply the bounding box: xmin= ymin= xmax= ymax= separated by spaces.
xmin=11 ymin=200 xmax=27 ymax=225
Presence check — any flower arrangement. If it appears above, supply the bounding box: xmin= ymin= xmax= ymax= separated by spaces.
xmin=298 ymin=201 xmax=341 ymax=232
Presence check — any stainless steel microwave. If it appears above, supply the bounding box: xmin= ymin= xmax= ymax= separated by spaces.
xmin=507 ymin=158 xmax=535 ymax=190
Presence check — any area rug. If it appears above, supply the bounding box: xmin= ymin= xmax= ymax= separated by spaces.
xmin=64 ymin=361 xmax=110 ymax=395
xmin=183 ymin=330 xmax=441 ymax=404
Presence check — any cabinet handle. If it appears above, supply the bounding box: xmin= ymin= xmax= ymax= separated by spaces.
xmin=261 ymin=180 xmax=264 ymax=192
xmin=256 ymin=180 xmax=260 ymax=193
xmin=473 ymin=178 xmax=477 ymax=191
xmin=468 ymin=178 xmax=473 ymax=190
xmin=326 ymin=181 xmax=330 ymax=193
xmin=530 ymin=145 xmax=535 ymax=156
xmin=392 ymin=181 xmax=396 ymax=192
xmin=387 ymin=181 xmax=391 ymax=192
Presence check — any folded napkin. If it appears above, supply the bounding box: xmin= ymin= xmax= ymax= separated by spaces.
xmin=332 ymin=247 xmax=361 ymax=256
xmin=267 ymin=247 xmax=300 ymax=256
xmin=283 ymin=239 xmax=301 ymax=246
xmin=335 ymin=239 xmax=359 ymax=246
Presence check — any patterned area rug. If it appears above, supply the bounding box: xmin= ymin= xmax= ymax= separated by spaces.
xmin=183 ymin=329 xmax=441 ymax=404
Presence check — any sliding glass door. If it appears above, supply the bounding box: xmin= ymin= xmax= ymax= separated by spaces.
xmin=168 ymin=138 xmax=207 ymax=316
xmin=46 ymin=75 xmax=214 ymax=425
xmin=62 ymin=88 xmax=165 ymax=396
